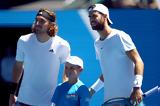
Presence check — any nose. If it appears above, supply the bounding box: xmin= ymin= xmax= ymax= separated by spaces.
xmin=89 ymin=17 xmax=95 ymax=23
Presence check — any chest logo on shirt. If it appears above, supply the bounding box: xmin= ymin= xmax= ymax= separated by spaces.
xmin=66 ymin=94 xmax=78 ymax=100
xmin=49 ymin=49 xmax=54 ymax=53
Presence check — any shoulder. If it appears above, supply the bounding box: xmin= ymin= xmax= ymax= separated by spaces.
xmin=68 ymin=80 xmax=85 ymax=92
xmin=77 ymin=83 xmax=90 ymax=98
xmin=76 ymin=80 xmax=89 ymax=92
xmin=19 ymin=33 xmax=35 ymax=42
xmin=114 ymin=29 xmax=131 ymax=39
xmin=78 ymin=84 xmax=88 ymax=91
xmin=57 ymin=82 xmax=70 ymax=88
xmin=54 ymin=35 xmax=69 ymax=45
xmin=76 ymin=80 xmax=84 ymax=86
xmin=54 ymin=82 xmax=64 ymax=91
xmin=53 ymin=35 xmax=70 ymax=48
xmin=57 ymin=82 xmax=66 ymax=87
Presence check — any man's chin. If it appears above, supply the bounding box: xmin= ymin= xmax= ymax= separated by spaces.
xmin=92 ymin=26 xmax=98 ymax=30
xmin=35 ymin=32 xmax=41 ymax=35
xmin=35 ymin=30 xmax=45 ymax=34
xmin=92 ymin=27 xmax=103 ymax=31
xmin=91 ymin=25 xmax=104 ymax=31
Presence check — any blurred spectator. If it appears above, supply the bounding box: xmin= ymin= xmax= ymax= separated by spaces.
xmin=1 ymin=46 xmax=15 ymax=82
xmin=91 ymin=0 xmax=104 ymax=4
xmin=0 ymin=46 xmax=15 ymax=106
xmin=0 ymin=0 xmax=38 ymax=9
xmin=64 ymin=0 xmax=90 ymax=9
xmin=147 ymin=0 xmax=160 ymax=9
xmin=101 ymin=0 xmax=160 ymax=9
xmin=0 ymin=58 xmax=1 ymax=79
xmin=0 ymin=0 xmax=159 ymax=10
xmin=64 ymin=0 xmax=76 ymax=5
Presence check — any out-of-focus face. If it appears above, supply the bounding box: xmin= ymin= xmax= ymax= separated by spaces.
xmin=88 ymin=11 xmax=105 ymax=31
xmin=65 ymin=62 xmax=81 ymax=80
xmin=34 ymin=16 xmax=50 ymax=35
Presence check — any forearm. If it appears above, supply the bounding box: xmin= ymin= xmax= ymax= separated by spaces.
xmin=10 ymin=62 xmax=23 ymax=94
xmin=126 ymin=49 xmax=144 ymax=87
xmin=126 ymin=49 xmax=144 ymax=76
xmin=133 ymin=60 xmax=144 ymax=88
xmin=90 ymin=74 xmax=104 ymax=93
xmin=12 ymin=63 xmax=23 ymax=83
xmin=129 ymin=53 xmax=144 ymax=104
xmin=134 ymin=59 xmax=144 ymax=75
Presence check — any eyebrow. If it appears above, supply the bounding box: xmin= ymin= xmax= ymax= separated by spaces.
xmin=36 ymin=16 xmax=48 ymax=21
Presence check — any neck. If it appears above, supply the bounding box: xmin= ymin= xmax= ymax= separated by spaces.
xmin=36 ymin=33 xmax=50 ymax=43
xmin=68 ymin=78 xmax=78 ymax=84
xmin=98 ymin=25 xmax=112 ymax=41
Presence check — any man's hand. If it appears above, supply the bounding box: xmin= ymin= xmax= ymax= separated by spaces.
xmin=130 ymin=87 xmax=143 ymax=106
xmin=89 ymin=88 xmax=96 ymax=97
xmin=9 ymin=94 xmax=17 ymax=106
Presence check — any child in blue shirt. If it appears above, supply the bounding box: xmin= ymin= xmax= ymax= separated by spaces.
xmin=51 ymin=56 xmax=90 ymax=106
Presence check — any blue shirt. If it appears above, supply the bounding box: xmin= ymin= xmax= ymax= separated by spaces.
xmin=51 ymin=80 xmax=90 ymax=106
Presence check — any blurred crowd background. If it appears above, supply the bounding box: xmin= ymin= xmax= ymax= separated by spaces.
xmin=0 ymin=0 xmax=159 ymax=10
xmin=0 ymin=0 xmax=160 ymax=106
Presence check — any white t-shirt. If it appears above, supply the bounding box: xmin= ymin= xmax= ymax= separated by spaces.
xmin=94 ymin=29 xmax=136 ymax=101
xmin=16 ymin=33 xmax=70 ymax=106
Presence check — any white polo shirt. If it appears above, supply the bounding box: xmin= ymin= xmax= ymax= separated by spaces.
xmin=16 ymin=33 xmax=70 ymax=106
xmin=95 ymin=29 xmax=136 ymax=101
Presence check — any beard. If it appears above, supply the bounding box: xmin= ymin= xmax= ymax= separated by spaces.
xmin=91 ymin=23 xmax=104 ymax=31
xmin=34 ymin=29 xmax=41 ymax=34
xmin=34 ymin=26 xmax=48 ymax=35
xmin=91 ymin=17 xmax=105 ymax=31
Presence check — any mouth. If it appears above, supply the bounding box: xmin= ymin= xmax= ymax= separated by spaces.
xmin=91 ymin=21 xmax=98 ymax=27
xmin=35 ymin=25 xmax=42 ymax=29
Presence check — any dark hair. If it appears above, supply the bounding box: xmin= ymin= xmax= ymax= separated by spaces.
xmin=36 ymin=8 xmax=56 ymax=22
xmin=88 ymin=4 xmax=96 ymax=12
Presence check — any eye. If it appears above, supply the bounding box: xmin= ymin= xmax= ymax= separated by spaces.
xmin=39 ymin=19 xmax=46 ymax=24
xmin=65 ymin=66 xmax=68 ymax=70
xmin=70 ymin=67 xmax=74 ymax=70
xmin=93 ymin=14 xmax=98 ymax=18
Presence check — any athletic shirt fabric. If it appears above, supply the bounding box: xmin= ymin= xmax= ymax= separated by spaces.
xmin=94 ymin=29 xmax=136 ymax=102
xmin=16 ymin=33 xmax=70 ymax=106
xmin=51 ymin=80 xmax=90 ymax=106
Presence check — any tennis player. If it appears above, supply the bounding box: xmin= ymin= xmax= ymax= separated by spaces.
xmin=88 ymin=4 xmax=144 ymax=106
xmin=9 ymin=8 xmax=70 ymax=106
xmin=51 ymin=56 xmax=90 ymax=106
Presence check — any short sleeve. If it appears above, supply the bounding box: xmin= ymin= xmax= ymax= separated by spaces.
xmin=78 ymin=85 xmax=90 ymax=106
xmin=119 ymin=32 xmax=136 ymax=51
xmin=16 ymin=38 xmax=24 ymax=62
xmin=58 ymin=42 xmax=71 ymax=63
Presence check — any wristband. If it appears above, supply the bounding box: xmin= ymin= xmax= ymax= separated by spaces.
xmin=91 ymin=79 xmax=104 ymax=92
xmin=133 ymin=75 xmax=143 ymax=88
xmin=9 ymin=82 xmax=18 ymax=94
